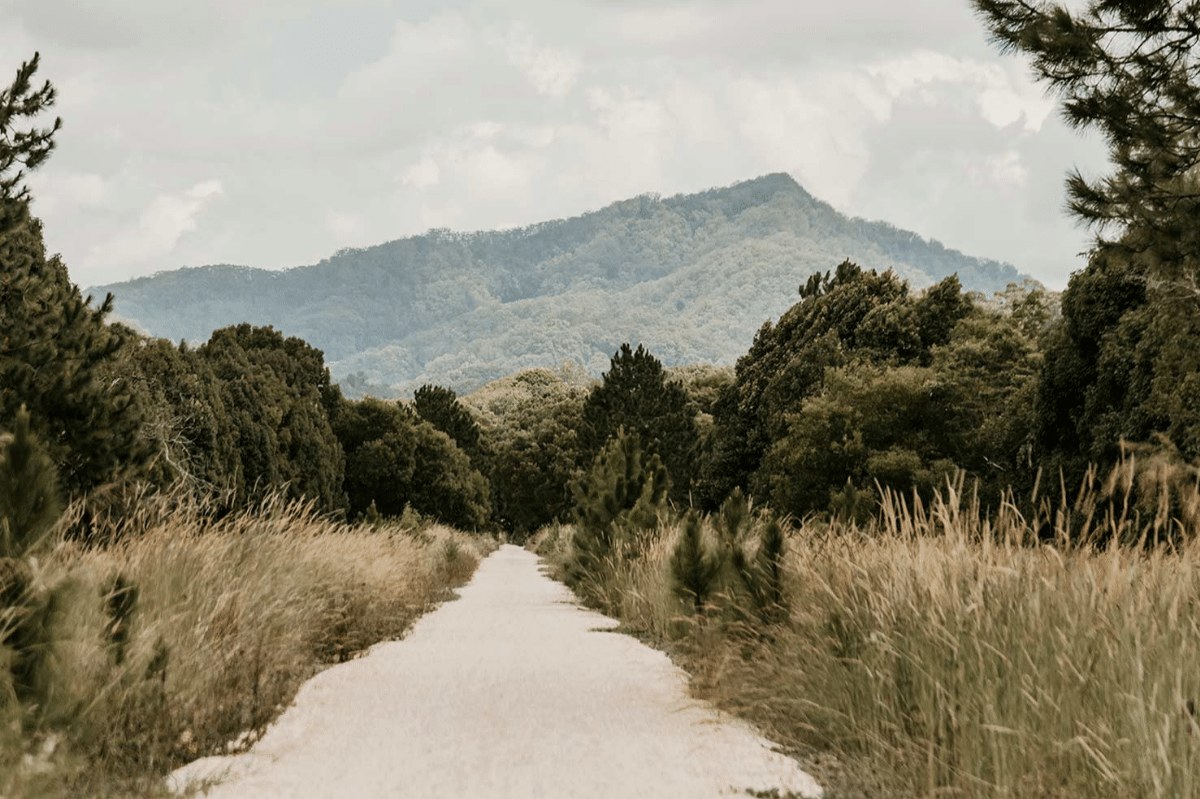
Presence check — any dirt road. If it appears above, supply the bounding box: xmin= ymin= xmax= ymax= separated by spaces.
xmin=169 ymin=544 xmax=822 ymax=798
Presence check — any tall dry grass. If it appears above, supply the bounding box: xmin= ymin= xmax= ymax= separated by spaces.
xmin=1 ymin=496 xmax=491 ymax=798
xmin=535 ymin=469 xmax=1200 ymax=798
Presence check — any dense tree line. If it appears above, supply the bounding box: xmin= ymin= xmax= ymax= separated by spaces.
xmin=9 ymin=0 xmax=1200 ymax=550
xmin=0 ymin=54 xmax=494 ymax=537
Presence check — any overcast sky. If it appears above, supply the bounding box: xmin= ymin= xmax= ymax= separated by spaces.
xmin=1 ymin=0 xmax=1108 ymax=289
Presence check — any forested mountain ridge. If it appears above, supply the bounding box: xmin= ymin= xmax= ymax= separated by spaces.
xmin=92 ymin=173 xmax=1024 ymax=395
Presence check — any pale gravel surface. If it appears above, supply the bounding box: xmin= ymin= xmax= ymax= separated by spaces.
xmin=169 ymin=544 xmax=823 ymax=798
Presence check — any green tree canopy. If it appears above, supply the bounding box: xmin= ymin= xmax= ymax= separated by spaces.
xmin=579 ymin=344 xmax=697 ymax=503
xmin=464 ymin=368 xmax=587 ymax=535
xmin=199 ymin=324 xmax=344 ymax=510
xmin=110 ymin=336 xmax=240 ymax=494
xmin=333 ymin=396 xmax=490 ymax=529
xmin=701 ymin=262 xmax=971 ymax=508
xmin=412 ymin=384 xmax=485 ymax=467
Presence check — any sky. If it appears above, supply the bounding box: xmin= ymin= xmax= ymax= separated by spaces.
xmin=1 ymin=0 xmax=1108 ymax=290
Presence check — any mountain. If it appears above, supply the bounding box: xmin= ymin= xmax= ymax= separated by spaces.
xmin=92 ymin=173 xmax=1025 ymax=396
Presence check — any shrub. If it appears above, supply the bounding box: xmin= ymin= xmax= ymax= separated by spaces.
xmin=669 ymin=510 xmax=720 ymax=613
xmin=569 ymin=430 xmax=668 ymax=589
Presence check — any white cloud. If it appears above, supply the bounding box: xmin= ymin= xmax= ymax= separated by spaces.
xmin=29 ymin=172 xmax=107 ymax=216
xmin=968 ymin=151 xmax=1028 ymax=188
xmin=724 ymin=69 xmax=894 ymax=209
xmin=506 ymin=26 xmax=580 ymax=97
xmin=326 ymin=211 xmax=366 ymax=243
xmin=86 ymin=180 xmax=223 ymax=276
xmin=613 ymin=5 xmax=716 ymax=47
xmin=6 ymin=0 xmax=1109 ymax=291
xmin=867 ymin=50 xmax=1055 ymax=132
xmin=401 ymin=156 xmax=442 ymax=189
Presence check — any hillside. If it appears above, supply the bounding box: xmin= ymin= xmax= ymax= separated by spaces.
xmin=92 ymin=173 xmax=1024 ymax=396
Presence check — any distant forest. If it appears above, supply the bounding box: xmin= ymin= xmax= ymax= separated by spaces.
xmin=93 ymin=173 xmax=1023 ymax=396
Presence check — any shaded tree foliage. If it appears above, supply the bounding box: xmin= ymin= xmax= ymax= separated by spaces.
xmin=108 ymin=335 xmax=240 ymax=494
xmin=333 ymin=397 xmax=490 ymax=529
xmin=199 ymin=325 xmax=344 ymax=510
xmin=579 ymin=344 xmax=697 ymax=503
xmin=701 ymin=262 xmax=972 ymax=510
xmin=465 ymin=368 xmax=587 ymax=536
xmin=412 ymin=384 xmax=485 ymax=467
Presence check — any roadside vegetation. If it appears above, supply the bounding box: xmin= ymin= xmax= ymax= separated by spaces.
xmin=2 ymin=496 xmax=488 ymax=798
xmin=526 ymin=4 xmax=1200 ymax=791
xmin=535 ymin=460 xmax=1200 ymax=798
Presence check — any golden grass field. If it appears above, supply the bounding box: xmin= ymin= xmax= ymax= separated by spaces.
xmin=1 ymin=497 xmax=491 ymax=798
xmin=535 ymin=473 xmax=1200 ymax=798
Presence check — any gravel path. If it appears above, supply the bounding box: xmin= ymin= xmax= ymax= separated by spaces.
xmin=169 ymin=544 xmax=823 ymax=798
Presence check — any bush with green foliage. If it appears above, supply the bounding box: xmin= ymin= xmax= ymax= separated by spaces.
xmin=669 ymin=510 xmax=720 ymax=614
xmin=465 ymin=367 xmax=588 ymax=536
xmin=333 ymin=397 xmax=490 ymax=530
xmin=569 ymin=430 xmax=669 ymax=587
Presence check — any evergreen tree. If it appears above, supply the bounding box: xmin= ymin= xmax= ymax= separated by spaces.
xmin=413 ymin=384 xmax=485 ymax=467
xmin=729 ymin=516 xmax=788 ymax=624
xmin=199 ymin=325 xmax=344 ymax=511
xmin=0 ymin=54 xmax=60 ymax=222
xmin=570 ymin=430 xmax=669 ymax=583
xmin=114 ymin=337 xmax=240 ymax=494
xmin=0 ymin=406 xmax=60 ymax=558
xmin=579 ymin=344 xmax=696 ymax=503
xmin=670 ymin=510 xmax=720 ymax=614
xmin=976 ymin=1 xmax=1200 ymax=475
xmin=0 ymin=54 xmax=149 ymax=500
xmin=974 ymin=0 xmax=1200 ymax=269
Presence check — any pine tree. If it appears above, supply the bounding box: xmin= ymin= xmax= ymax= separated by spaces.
xmin=0 ymin=406 xmax=61 ymax=558
xmin=570 ymin=430 xmax=669 ymax=582
xmin=0 ymin=54 xmax=150 ymax=501
xmin=973 ymin=0 xmax=1200 ymax=277
xmin=579 ymin=344 xmax=697 ymax=503
xmin=199 ymin=324 xmax=345 ymax=511
xmin=670 ymin=510 xmax=720 ymax=614
xmin=413 ymin=384 xmax=485 ymax=467
xmin=0 ymin=53 xmax=60 ymax=225
xmin=716 ymin=486 xmax=751 ymax=543
xmin=974 ymin=1 xmax=1200 ymax=473
xmin=730 ymin=516 xmax=788 ymax=624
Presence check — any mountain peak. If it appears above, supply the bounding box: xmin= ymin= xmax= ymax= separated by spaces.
xmin=95 ymin=175 xmax=1022 ymax=396
xmin=739 ymin=172 xmax=805 ymax=192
